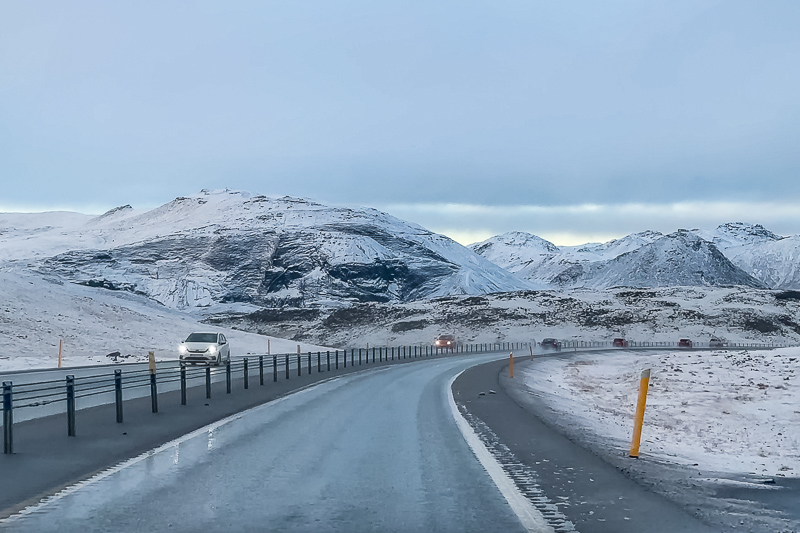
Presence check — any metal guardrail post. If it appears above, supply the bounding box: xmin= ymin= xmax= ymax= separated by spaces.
xmin=259 ymin=355 xmax=264 ymax=386
xmin=297 ymin=354 xmax=302 ymax=377
xmin=150 ymin=372 xmax=158 ymax=413
xmin=206 ymin=367 xmax=212 ymax=398
xmin=180 ymin=365 xmax=187 ymax=405
xmin=327 ymin=351 xmax=331 ymax=371
xmin=372 ymin=347 xmax=375 ymax=363
xmin=3 ymin=381 xmax=13 ymax=454
xmin=358 ymin=348 xmax=362 ymax=365
xmin=114 ymin=369 xmax=123 ymax=423
xmin=379 ymin=347 xmax=382 ymax=362
xmin=226 ymin=360 xmax=232 ymax=393
xmin=285 ymin=354 xmax=289 ymax=380
xmin=317 ymin=352 xmax=321 ymax=372
xmin=308 ymin=352 xmax=312 ymax=374
xmin=66 ymin=375 xmax=76 ymax=436
xmin=336 ymin=350 xmax=339 ymax=369
xmin=244 ymin=358 xmax=249 ymax=389
xmin=273 ymin=355 xmax=278 ymax=382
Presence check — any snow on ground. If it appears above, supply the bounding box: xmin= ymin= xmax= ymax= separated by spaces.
xmin=518 ymin=347 xmax=800 ymax=477
xmin=0 ymin=269 xmax=334 ymax=372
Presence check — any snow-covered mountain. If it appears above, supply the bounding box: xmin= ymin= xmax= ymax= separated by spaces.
xmin=3 ymin=189 xmax=533 ymax=310
xmin=692 ymin=223 xmax=800 ymax=290
xmin=473 ymin=224 xmax=797 ymax=290
xmin=469 ymin=231 xmax=559 ymax=274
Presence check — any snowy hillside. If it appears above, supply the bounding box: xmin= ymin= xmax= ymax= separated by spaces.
xmin=1 ymin=190 xmax=533 ymax=311
xmin=0 ymin=269 xmax=332 ymax=372
xmin=218 ymin=285 xmax=800 ymax=350
xmin=474 ymin=224 xmax=797 ymax=290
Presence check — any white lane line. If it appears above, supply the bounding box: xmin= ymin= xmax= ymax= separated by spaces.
xmin=447 ymin=371 xmax=556 ymax=533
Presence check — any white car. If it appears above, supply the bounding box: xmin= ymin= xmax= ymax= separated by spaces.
xmin=178 ymin=332 xmax=231 ymax=365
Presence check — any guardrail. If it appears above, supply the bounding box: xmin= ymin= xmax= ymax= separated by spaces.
xmin=1 ymin=341 xmax=534 ymax=454
xmin=2 ymin=338 xmax=792 ymax=454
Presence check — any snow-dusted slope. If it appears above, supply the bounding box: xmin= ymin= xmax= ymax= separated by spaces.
xmin=3 ymin=190 xmax=533 ymax=310
xmin=0 ymin=269 xmax=332 ymax=371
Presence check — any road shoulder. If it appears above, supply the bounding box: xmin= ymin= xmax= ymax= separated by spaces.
xmin=451 ymin=358 xmax=720 ymax=533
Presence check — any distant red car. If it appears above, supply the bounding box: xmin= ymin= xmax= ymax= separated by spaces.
xmin=612 ymin=338 xmax=628 ymax=347
xmin=678 ymin=338 xmax=693 ymax=348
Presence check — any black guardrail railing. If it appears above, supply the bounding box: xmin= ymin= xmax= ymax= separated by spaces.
xmin=1 ymin=339 xmax=791 ymax=454
xmin=2 ymin=341 xmax=540 ymax=454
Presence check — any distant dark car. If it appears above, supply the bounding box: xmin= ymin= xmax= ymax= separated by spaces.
xmin=540 ymin=338 xmax=561 ymax=350
xmin=678 ymin=338 xmax=693 ymax=348
xmin=709 ymin=337 xmax=725 ymax=348
xmin=434 ymin=334 xmax=457 ymax=350
xmin=612 ymin=338 xmax=628 ymax=347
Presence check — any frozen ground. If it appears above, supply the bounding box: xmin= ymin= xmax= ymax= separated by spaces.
xmin=0 ymin=269 xmax=333 ymax=372
xmin=513 ymin=347 xmax=800 ymax=531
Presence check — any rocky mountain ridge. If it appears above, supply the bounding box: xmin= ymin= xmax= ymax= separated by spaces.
xmin=2 ymin=189 xmax=534 ymax=310
xmin=471 ymin=223 xmax=799 ymax=290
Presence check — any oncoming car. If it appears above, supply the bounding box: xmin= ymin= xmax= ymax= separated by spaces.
xmin=709 ymin=337 xmax=726 ymax=348
xmin=540 ymin=338 xmax=562 ymax=351
xmin=612 ymin=338 xmax=628 ymax=348
xmin=434 ymin=334 xmax=457 ymax=350
xmin=678 ymin=338 xmax=693 ymax=348
xmin=178 ymin=332 xmax=231 ymax=365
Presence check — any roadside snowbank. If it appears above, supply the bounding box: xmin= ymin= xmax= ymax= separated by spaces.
xmin=518 ymin=347 xmax=800 ymax=477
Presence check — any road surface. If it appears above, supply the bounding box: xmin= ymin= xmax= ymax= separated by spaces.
xmin=1 ymin=353 xmax=530 ymax=532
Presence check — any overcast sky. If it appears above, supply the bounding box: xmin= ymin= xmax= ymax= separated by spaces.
xmin=2 ymin=1 xmax=799 ymax=245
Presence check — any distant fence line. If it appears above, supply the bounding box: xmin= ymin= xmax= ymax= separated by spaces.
xmin=1 ymin=339 xmax=791 ymax=454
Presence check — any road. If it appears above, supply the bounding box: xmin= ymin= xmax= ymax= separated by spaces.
xmin=1 ymin=353 xmax=531 ymax=532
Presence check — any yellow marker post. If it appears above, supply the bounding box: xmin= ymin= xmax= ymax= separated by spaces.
xmin=58 ymin=339 xmax=63 ymax=368
xmin=629 ymin=368 xmax=651 ymax=458
xmin=148 ymin=351 xmax=156 ymax=374
xmin=509 ymin=352 xmax=514 ymax=378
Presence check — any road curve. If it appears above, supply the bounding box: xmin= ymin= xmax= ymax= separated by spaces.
xmin=1 ymin=353 xmax=531 ymax=533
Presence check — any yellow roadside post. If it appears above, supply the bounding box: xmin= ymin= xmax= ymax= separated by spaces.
xmin=509 ymin=352 xmax=514 ymax=378
xmin=629 ymin=368 xmax=651 ymax=458
xmin=148 ymin=351 xmax=156 ymax=374
xmin=58 ymin=339 xmax=63 ymax=368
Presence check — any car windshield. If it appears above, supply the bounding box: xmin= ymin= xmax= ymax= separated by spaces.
xmin=438 ymin=335 xmax=455 ymax=340
xmin=185 ymin=333 xmax=218 ymax=343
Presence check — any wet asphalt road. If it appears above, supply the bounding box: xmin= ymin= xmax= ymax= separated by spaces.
xmin=1 ymin=353 xmax=527 ymax=533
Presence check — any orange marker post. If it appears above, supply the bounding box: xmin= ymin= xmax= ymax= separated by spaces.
xmin=509 ymin=352 xmax=514 ymax=378
xmin=629 ymin=368 xmax=651 ymax=458
xmin=58 ymin=339 xmax=63 ymax=368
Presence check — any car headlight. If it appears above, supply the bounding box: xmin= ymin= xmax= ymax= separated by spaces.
xmin=208 ymin=345 xmax=217 ymax=354
xmin=178 ymin=345 xmax=188 ymax=354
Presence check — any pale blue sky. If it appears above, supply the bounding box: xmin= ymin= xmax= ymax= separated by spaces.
xmin=2 ymin=1 xmax=800 ymax=244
